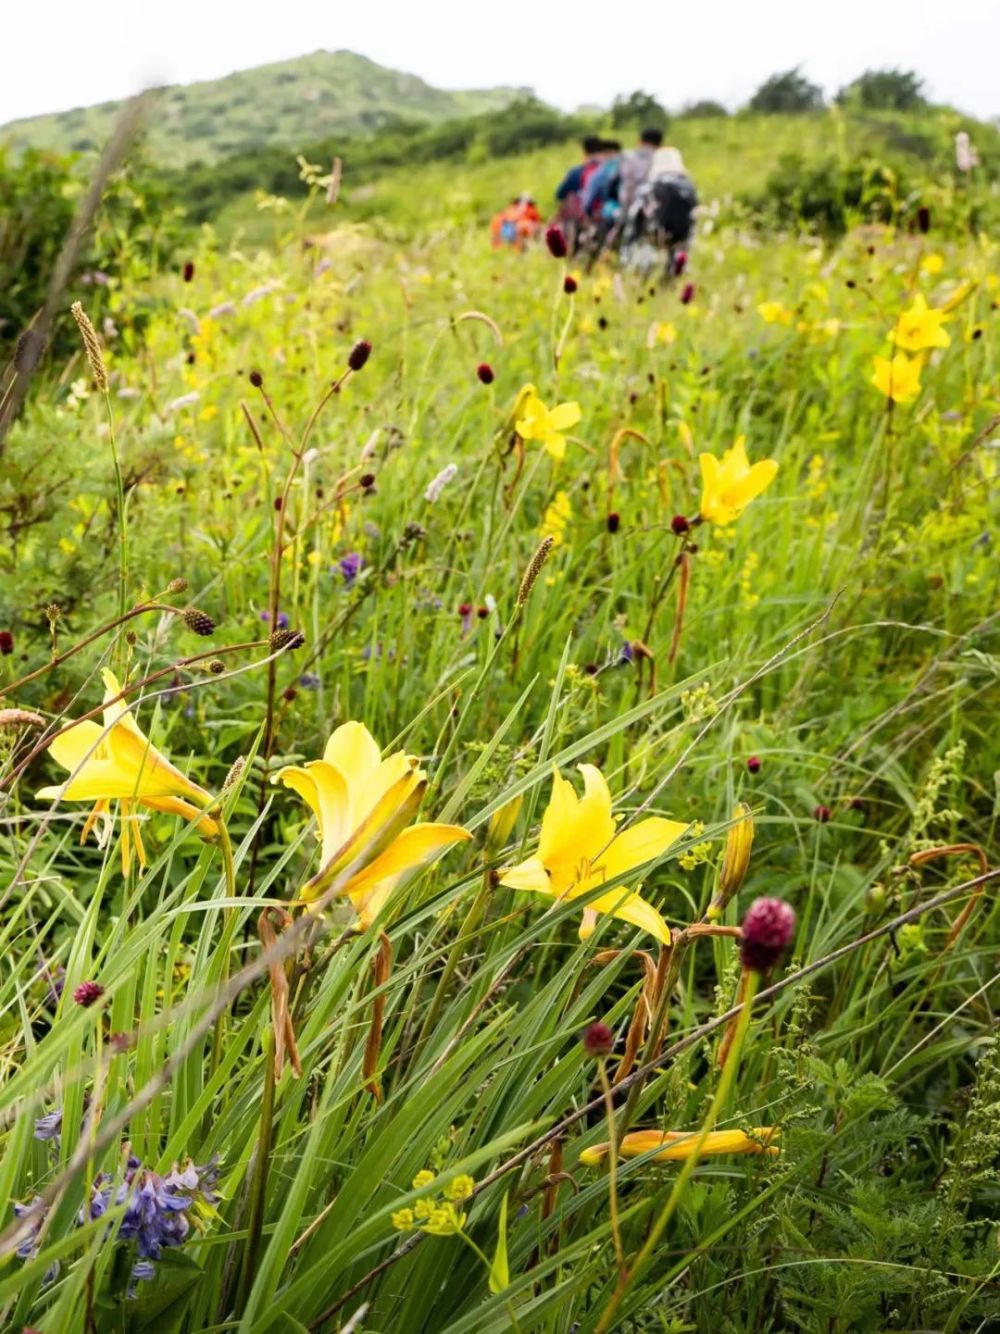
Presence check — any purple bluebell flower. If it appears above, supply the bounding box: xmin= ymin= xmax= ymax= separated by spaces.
xmin=618 ymin=642 xmax=635 ymax=666
xmin=298 ymin=673 xmax=321 ymax=689
xmin=338 ymin=552 xmax=364 ymax=586
xmin=260 ymin=610 xmax=290 ymax=631
xmin=34 ymin=1109 xmax=62 ymax=1142
xmin=118 ymin=1170 xmax=193 ymax=1259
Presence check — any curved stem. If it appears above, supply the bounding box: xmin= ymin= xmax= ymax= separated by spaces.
xmin=596 ymin=970 xmax=761 ymax=1332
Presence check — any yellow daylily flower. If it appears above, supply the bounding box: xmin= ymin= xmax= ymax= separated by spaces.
xmin=274 ymin=721 xmax=470 ymax=927
xmin=921 ymin=253 xmax=944 ymax=275
xmin=698 ymin=436 xmax=778 ymax=526
xmin=890 ymin=293 xmax=950 ymax=351
xmin=515 ymin=389 xmax=582 ymax=461
xmin=871 ymin=352 xmax=922 ymax=404
xmin=37 ymin=669 xmax=219 ymax=876
xmin=540 ymin=490 xmax=572 ymax=546
xmin=757 ymin=302 xmax=793 ymax=326
xmin=579 ymin=1126 xmax=780 ymax=1166
xmin=499 ymin=765 xmax=688 ymax=945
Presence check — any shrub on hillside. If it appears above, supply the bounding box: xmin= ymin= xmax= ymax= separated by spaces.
xmin=743 ymin=152 xmax=903 ymax=236
xmin=746 ymin=68 xmax=825 ymax=114
xmin=838 ymin=69 xmax=927 ymax=112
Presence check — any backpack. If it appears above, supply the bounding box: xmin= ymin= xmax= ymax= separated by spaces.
xmin=650 ymin=176 xmax=697 ymax=244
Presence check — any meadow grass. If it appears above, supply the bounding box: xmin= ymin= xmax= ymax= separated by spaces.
xmin=0 ymin=146 xmax=998 ymax=1333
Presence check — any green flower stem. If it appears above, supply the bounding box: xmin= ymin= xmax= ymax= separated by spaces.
xmin=596 ymin=968 xmax=761 ymax=1334
xmin=237 ymin=1026 xmax=277 ymax=1310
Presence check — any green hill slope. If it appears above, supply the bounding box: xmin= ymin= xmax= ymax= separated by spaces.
xmin=0 ymin=49 xmax=527 ymax=167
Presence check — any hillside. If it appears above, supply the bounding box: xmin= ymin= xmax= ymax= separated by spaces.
xmin=0 ymin=49 xmax=526 ymax=167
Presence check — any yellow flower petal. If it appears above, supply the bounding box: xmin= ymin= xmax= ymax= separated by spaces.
xmin=547 ymin=401 xmax=581 ymax=432
xmin=599 ymin=817 xmax=688 ymax=883
xmin=345 ymin=822 xmax=471 ymax=927
xmin=323 ymin=721 xmax=382 ymax=788
xmin=498 ymin=856 xmax=552 ymax=895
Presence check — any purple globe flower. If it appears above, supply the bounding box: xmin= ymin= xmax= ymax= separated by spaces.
xmin=338 ymin=552 xmax=364 ymax=586
xmin=260 ymin=610 xmax=290 ymax=631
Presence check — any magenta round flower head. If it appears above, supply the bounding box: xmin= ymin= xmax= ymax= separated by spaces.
xmin=680 ymin=282 xmax=695 ymax=305
xmin=545 ymin=225 xmax=568 ymax=259
xmin=673 ymin=250 xmax=688 ymax=276
xmin=583 ymin=1021 xmax=615 ymax=1056
xmin=73 ymin=980 xmax=104 ymax=1008
xmin=740 ymin=898 xmax=795 ymax=973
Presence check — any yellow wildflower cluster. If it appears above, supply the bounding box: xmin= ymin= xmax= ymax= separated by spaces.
xmin=391 ymin=1171 xmax=475 ymax=1235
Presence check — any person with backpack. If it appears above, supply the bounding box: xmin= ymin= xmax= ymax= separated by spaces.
xmin=618 ymin=127 xmax=664 ymax=216
xmin=621 ymin=145 xmax=698 ymax=278
xmin=490 ymin=194 xmax=542 ymax=250
xmin=554 ymin=137 xmax=609 ymax=251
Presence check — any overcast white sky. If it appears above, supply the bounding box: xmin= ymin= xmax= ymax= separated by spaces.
xmin=3 ymin=0 xmax=997 ymax=126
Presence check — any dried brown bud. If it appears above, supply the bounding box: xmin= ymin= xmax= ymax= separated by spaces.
xmin=269 ymin=628 xmax=305 ymax=652
xmin=166 ymin=577 xmax=189 ymax=594
xmin=46 ymin=603 xmax=62 ymax=625
xmin=181 ymin=607 xmax=216 ymax=636
xmin=207 ymin=659 xmax=225 ymax=675
xmin=0 ymin=708 xmax=46 ymax=730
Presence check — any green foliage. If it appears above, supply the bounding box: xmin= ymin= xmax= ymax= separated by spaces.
xmin=679 ymin=99 xmax=730 ymax=119
xmin=744 ymin=151 xmax=906 ymax=236
xmin=746 ymin=67 xmax=825 ymax=114
xmin=0 ymin=147 xmax=75 ymax=348
xmin=610 ymin=90 xmax=669 ymax=130
xmin=838 ymin=68 xmax=927 ymax=112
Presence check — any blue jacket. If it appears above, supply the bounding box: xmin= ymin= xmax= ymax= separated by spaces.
xmin=555 ymin=163 xmax=586 ymax=201
xmin=581 ymin=158 xmax=620 ymax=214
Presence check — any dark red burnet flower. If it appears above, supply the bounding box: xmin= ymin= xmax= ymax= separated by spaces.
xmin=670 ymin=515 xmax=690 ymax=536
xmin=740 ymin=898 xmax=795 ymax=973
xmin=673 ymin=250 xmax=688 ymax=276
xmin=248 ymin=370 xmax=264 ymax=388
xmin=813 ymin=804 xmax=832 ymax=823
xmin=563 ymin=274 xmax=578 ymax=295
xmin=917 ymin=205 xmax=931 ymax=234
xmin=582 ymin=1021 xmax=615 ymax=1056
xmin=545 ymin=225 xmax=568 ymax=259
xmin=0 ymin=630 xmax=13 ymax=656
xmin=746 ymin=755 xmax=761 ymax=774
xmin=182 ymin=261 xmax=195 ymax=282
xmin=476 ymin=362 xmax=495 ymax=385
xmin=606 ymin=512 xmax=621 ymax=534
xmin=680 ymin=282 xmax=696 ymax=305
xmin=348 ymin=339 xmax=372 ymax=372
xmin=73 ymin=980 xmax=105 ymax=1008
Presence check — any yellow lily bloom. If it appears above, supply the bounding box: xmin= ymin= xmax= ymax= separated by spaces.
xmin=540 ymin=490 xmax=572 ymax=546
xmin=871 ymin=352 xmax=922 ymax=404
xmin=515 ymin=389 xmax=582 ymax=461
xmin=274 ymin=722 xmax=470 ymax=927
xmin=890 ymin=293 xmax=950 ymax=351
xmin=37 ymin=669 xmax=219 ymax=876
xmin=580 ymin=1126 xmax=780 ymax=1166
xmin=498 ymin=765 xmax=688 ymax=945
xmin=757 ymin=302 xmax=793 ymax=326
xmin=698 ymin=436 xmax=778 ymax=526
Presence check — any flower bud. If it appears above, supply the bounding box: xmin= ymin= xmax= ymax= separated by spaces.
xmin=740 ymin=898 xmax=795 ymax=973
xmin=73 ymin=980 xmax=105 ymax=1008
xmin=813 ymin=804 xmax=831 ymax=823
xmin=181 ymin=607 xmax=216 ymax=636
xmin=673 ymin=250 xmax=688 ymax=275
xmin=582 ymin=1021 xmax=615 ymax=1056
xmin=249 ymin=370 xmax=263 ymax=388
xmin=746 ymin=755 xmax=761 ymax=774
xmin=486 ymin=793 xmax=523 ymax=852
xmin=545 ymin=226 xmax=568 ymax=259
xmin=269 ymin=628 xmax=305 ymax=651
xmin=563 ymin=275 xmax=578 ymax=295
xmin=606 ymin=512 xmax=621 ymax=534
xmin=0 ymin=630 xmax=13 ymax=656
xmin=476 ymin=362 xmax=495 ymax=385
xmin=182 ymin=261 xmax=195 ymax=281
xmin=348 ymin=339 xmax=372 ymax=372
xmin=166 ymin=577 xmax=189 ymax=594
xmin=671 ymin=515 xmax=689 ymax=535
xmin=917 ymin=206 xmax=931 ymax=234
xmin=708 ymin=803 xmax=753 ymax=919
xmin=680 ymin=282 xmax=696 ymax=305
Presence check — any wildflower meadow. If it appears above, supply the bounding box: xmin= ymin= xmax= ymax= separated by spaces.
xmin=0 ymin=111 xmax=998 ymax=1334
